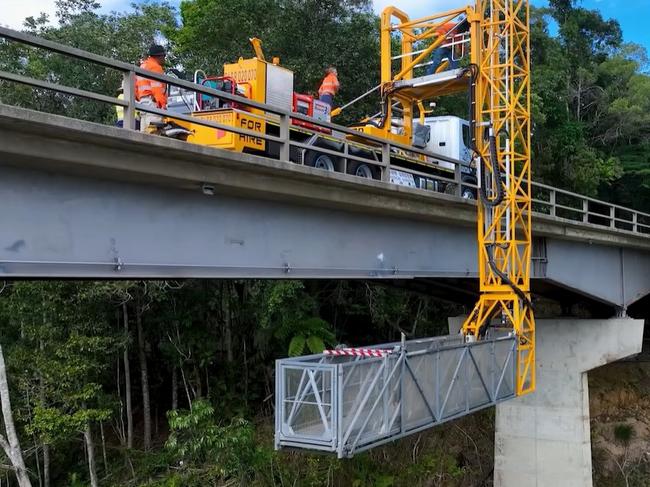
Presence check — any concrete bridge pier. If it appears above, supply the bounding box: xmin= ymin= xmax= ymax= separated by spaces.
xmin=493 ymin=318 xmax=644 ymax=487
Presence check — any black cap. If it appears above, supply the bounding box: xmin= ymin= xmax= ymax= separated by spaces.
xmin=148 ymin=44 xmax=166 ymax=57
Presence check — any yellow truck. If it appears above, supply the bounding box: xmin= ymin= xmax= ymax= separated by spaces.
xmin=166 ymin=39 xmax=477 ymax=196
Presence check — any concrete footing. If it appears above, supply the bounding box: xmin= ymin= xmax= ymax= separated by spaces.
xmin=493 ymin=318 xmax=644 ymax=487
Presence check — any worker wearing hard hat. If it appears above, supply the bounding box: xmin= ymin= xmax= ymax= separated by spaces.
xmin=427 ymin=19 xmax=468 ymax=75
xmin=136 ymin=44 xmax=168 ymax=133
xmin=318 ymin=67 xmax=340 ymax=107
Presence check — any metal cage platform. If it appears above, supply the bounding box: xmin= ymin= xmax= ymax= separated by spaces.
xmin=275 ymin=333 xmax=516 ymax=457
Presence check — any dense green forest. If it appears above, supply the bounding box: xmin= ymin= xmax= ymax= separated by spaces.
xmin=0 ymin=0 xmax=648 ymax=485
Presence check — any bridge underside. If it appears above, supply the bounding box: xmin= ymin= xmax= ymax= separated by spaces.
xmin=1 ymin=164 xmax=648 ymax=312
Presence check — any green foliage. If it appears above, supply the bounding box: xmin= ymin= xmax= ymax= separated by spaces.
xmin=166 ymin=400 xmax=262 ymax=480
xmin=173 ymin=0 xmax=380 ymax=123
xmin=614 ymin=423 xmax=635 ymax=445
xmin=259 ymin=281 xmax=335 ymax=356
xmin=0 ymin=281 xmax=117 ymax=450
xmin=350 ymin=455 xmax=395 ymax=487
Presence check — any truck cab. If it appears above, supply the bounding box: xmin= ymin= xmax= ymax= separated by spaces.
xmin=390 ymin=116 xmax=476 ymax=198
xmin=423 ymin=115 xmax=472 ymax=167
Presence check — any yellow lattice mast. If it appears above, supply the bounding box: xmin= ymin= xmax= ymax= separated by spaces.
xmin=462 ymin=0 xmax=535 ymax=395
xmin=368 ymin=1 xmax=534 ymax=396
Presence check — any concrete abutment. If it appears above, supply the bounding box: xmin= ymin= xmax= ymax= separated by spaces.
xmin=492 ymin=318 xmax=644 ymax=487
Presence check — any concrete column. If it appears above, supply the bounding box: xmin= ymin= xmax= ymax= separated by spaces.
xmin=493 ymin=318 xmax=644 ymax=487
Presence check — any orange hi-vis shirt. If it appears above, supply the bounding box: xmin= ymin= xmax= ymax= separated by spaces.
xmin=318 ymin=72 xmax=340 ymax=97
xmin=435 ymin=21 xmax=457 ymax=38
xmin=136 ymin=57 xmax=167 ymax=108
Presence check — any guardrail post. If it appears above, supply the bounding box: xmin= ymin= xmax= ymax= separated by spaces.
xmin=279 ymin=113 xmax=290 ymax=162
xmin=549 ymin=189 xmax=556 ymax=217
xmin=632 ymin=212 xmax=638 ymax=233
xmin=454 ymin=160 xmax=462 ymax=197
xmin=610 ymin=206 xmax=616 ymax=229
xmin=582 ymin=199 xmax=588 ymax=223
xmin=381 ymin=143 xmax=391 ymax=183
xmin=122 ymin=71 xmax=136 ymax=131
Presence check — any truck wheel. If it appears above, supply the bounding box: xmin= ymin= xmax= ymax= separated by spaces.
xmin=305 ymin=151 xmax=336 ymax=172
xmin=443 ymin=183 xmax=457 ymax=195
xmin=461 ymin=187 xmax=476 ymax=200
xmin=461 ymin=176 xmax=478 ymax=200
xmin=348 ymin=161 xmax=379 ymax=180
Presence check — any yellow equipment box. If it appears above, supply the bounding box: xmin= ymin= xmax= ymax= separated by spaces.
xmin=180 ymin=109 xmax=267 ymax=152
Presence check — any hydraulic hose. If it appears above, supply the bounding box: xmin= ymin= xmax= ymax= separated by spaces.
xmin=364 ymin=94 xmax=390 ymax=129
xmin=480 ymin=128 xmax=505 ymax=207
xmin=486 ymin=245 xmax=535 ymax=310
xmin=464 ymin=64 xmax=503 ymax=207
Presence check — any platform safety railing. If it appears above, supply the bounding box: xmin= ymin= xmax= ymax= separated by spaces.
xmin=1 ymin=26 xmax=649 ymax=238
xmin=275 ymin=333 xmax=516 ymax=457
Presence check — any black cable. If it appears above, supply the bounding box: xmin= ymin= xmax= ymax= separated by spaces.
xmin=486 ymin=245 xmax=534 ymax=310
xmin=479 ymin=127 xmax=505 ymax=206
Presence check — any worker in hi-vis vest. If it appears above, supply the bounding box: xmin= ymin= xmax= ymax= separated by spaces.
xmin=318 ymin=67 xmax=340 ymax=107
xmin=136 ymin=44 xmax=168 ymax=133
xmin=427 ymin=18 xmax=469 ymax=75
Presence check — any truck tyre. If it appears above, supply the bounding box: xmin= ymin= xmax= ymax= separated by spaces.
xmin=347 ymin=161 xmax=380 ymax=180
xmin=305 ymin=151 xmax=336 ymax=172
xmin=461 ymin=176 xmax=478 ymax=200
xmin=461 ymin=187 xmax=476 ymax=200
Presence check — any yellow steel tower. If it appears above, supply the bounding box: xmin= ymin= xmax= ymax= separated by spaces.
xmin=352 ymin=0 xmax=535 ymax=396
xmin=365 ymin=0 xmax=535 ymax=396
xmin=462 ymin=0 xmax=535 ymax=396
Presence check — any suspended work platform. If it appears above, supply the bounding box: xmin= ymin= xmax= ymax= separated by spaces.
xmin=275 ymin=333 xmax=516 ymax=458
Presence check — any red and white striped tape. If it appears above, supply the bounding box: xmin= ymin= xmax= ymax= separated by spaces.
xmin=323 ymin=347 xmax=394 ymax=358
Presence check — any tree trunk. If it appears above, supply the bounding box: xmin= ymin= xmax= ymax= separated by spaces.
xmin=180 ymin=366 xmax=193 ymax=409
xmin=194 ymin=365 xmax=202 ymax=399
xmin=100 ymin=422 xmax=108 ymax=473
xmin=34 ymin=440 xmax=41 ymax=487
xmin=243 ymin=340 xmax=249 ymax=408
xmin=122 ymin=303 xmax=133 ymax=449
xmin=204 ymin=366 xmax=210 ymax=399
xmin=38 ymin=339 xmax=50 ymax=487
xmin=136 ymin=306 xmax=151 ymax=451
xmin=115 ymin=357 xmax=125 ymax=446
xmin=83 ymin=424 xmax=99 ymax=487
xmin=42 ymin=444 xmax=50 ymax=487
xmin=171 ymin=367 xmax=178 ymax=411
xmin=0 ymin=344 xmax=32 ymax=487
xmin=223 ymin=284 xmax=234 ymax=363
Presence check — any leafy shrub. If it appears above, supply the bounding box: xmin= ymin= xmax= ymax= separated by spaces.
xmin=614 ymin=423 xmax=635 ymax=445
xmin=166 ymin=400 xmax=259 ymax=480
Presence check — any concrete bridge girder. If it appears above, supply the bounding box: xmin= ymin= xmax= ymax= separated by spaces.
xmin=0 ymin=104 xmax=649 ymax=310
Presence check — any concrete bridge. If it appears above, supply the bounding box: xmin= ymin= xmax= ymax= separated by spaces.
xmin=1 ymin=24 xmax=649 ymax=487
xmin=1 ymin=104 xmax=649 ymax=315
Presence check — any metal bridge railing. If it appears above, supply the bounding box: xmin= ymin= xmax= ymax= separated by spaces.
xmin=275 ymin=334 xmax=516 ymax=457
xmin=532 ymin=183 xmax=650 ymax=235
xmin=1 ymin=26 xmax=649 ymax=238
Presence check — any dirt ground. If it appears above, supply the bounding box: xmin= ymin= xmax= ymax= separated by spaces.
xmin=590 ymin=360 xmax=650 ymax=486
